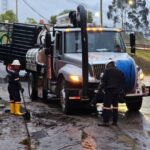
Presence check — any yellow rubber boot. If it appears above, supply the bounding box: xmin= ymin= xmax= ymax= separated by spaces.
xmin=15 ymin=102 xmax=23 ymax=115
xmin=10 ymin=101 xmax=15 ymax=114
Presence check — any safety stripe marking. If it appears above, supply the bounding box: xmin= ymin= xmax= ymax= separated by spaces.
xmin=103 ymin=107 xmax=111 ymax=110
xmin=14 ymin=78 xmax=20 ymax=81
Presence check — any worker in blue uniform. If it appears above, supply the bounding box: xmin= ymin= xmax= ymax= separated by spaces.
xmin=7 ymin=60 xmax=24 ymax=115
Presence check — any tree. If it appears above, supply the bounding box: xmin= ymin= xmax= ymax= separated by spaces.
xmin=25 ymin=18 xmax=37 ymax=24
xmin=0 ymin=10 xmax=17 ymax=23
xmin=107 ymin=0 xmax=149 ymax=31
xmin=87 ymin=11 xmax=93 ymax=23
xmin=49 ymin=15 xmax=57 ymax=26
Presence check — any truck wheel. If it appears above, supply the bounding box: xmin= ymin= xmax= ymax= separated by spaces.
xmin=60 ymin=79 xmax=72 ymax=115
xmin=126 ymin=97 xmax=142 ymax=112
xmin=28 ymin=73 xmax=38 ymax=101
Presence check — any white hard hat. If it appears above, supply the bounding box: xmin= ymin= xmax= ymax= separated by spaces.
xmin=11 ymin=60 xmax=21 ymax=66
xmin=106 ymin=58 xmax=115 ymax=68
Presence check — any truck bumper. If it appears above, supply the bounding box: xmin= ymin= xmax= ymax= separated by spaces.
xmin=66 ymin=82 xmax=98 ymax=102
xmin=126 ymin=86 xmax=150 ymax=97
xmin=67 ymin=88 xmax=95 ymax=102
xmin=67 ymin=88 xmax=150 ymax=103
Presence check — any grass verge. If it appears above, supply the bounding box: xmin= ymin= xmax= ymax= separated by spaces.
xmin=130 ymin=50 xmax=150 ymax=75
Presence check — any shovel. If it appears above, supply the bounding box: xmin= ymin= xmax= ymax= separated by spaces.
xmin=21 ymin=91 xmax=31 ymax=121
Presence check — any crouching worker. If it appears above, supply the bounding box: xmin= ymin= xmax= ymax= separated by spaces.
xmin=90 ymin=73 xmax=105 ymax=107
xmin=7 ymin=60 xmax=24 ymax=115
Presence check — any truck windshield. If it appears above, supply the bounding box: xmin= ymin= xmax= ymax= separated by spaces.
xmin=65 ymin=31 xmax=126 ymax=53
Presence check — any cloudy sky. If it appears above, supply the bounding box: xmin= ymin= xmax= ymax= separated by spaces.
xmin=0 ymin=0 xmax=149 ymax=27
xmin=0 ymin=0 xmax=113 ymax=25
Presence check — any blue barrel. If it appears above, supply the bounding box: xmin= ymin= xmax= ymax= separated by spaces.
xmin=115 ymin=59 xmax=136 ymax=92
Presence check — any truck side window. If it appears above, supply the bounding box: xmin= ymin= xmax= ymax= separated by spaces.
xmin=56 ymin=33 xmax=62 ymax=54
xmin=114 ymin=32 xmax=125 ymax=52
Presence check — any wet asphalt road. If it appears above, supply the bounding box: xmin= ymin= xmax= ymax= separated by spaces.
xmin=0 ymin=63 xmax=150 ymax=150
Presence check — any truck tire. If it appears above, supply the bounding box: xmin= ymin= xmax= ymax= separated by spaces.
xmin=60 ymin=79 xmax=72 ymax=115
xmin=126 ymin=97 xmax=142 ymax=112
xmin=28 ymin=72 xmax=38 ymax=101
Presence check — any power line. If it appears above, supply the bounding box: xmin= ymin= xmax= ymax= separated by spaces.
xmin=22 ymin=0 xmax=49 ymax=21
xmin=2 ymin=0 xmax=8 ymax=13
xmin=65 ymin=0 xmax=97 ymax=12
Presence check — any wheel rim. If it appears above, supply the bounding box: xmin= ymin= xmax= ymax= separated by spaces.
xmin=60 ymin=82 xmax=66 ymax=112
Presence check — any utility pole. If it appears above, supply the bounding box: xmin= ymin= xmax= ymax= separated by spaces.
xmin=2 ymin=0 xmax=7 ymax=13
xmin=100 ymin=0 xmax=103 ymax=26
xmin=121 ymin=7 xmax=124 ymax=29
xmin=16 ymin=0 xmax=18 ymax=22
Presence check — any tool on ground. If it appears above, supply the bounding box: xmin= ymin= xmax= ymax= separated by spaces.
xmin=21 ymin=91 xmax=31 ymax=121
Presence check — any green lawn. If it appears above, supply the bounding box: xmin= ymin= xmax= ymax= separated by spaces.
xmin=136 ymin=50 xmax=150 ymax=61
xmin=127 ymin=48 xmax=150 ymax=75
xmin=132 ymin=50 xmax=150 ymax=75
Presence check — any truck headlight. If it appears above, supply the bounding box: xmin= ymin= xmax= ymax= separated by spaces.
xmin=140 ymin=72 xmax=144 ymax=80
xmin=137 ymin=66 xmax=144 ymax=81
xmin=69 ymin=75 xmax=80 ymax=83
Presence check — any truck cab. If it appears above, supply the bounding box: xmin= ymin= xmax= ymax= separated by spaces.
xmin=53 ymin=27 xmax=126 ymax=79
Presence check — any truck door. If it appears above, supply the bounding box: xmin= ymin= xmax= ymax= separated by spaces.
xmin=53 ymin=32 xmax=63 ymax=75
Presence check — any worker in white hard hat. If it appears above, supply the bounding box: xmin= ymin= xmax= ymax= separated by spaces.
xmin=91 ymin=59 xmax=126 ymax=127
xmin=98 ymin=59 xmax=126 ymax=127
xmin=7 ymin=60 xmax=24 ymax=115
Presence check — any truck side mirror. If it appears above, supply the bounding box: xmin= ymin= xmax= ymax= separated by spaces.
xmin=45 ymin=31 xmax=51 ymax=48
xmin=56 ymin=33 xmax=62 ymax=54
xmin=45 ymin=31 xmax=52 ymax=55
xmin=130 ymin=33 xmax=136 ymax=54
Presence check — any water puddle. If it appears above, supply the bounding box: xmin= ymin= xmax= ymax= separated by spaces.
xmin=32 ymin=129 xmax=48 ymax=139
xmin=117 ymin=134 xmax=137 ymax=149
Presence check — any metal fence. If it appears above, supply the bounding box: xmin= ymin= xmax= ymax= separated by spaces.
xmin=125 ymin=43 xmax=150 ymax=51
xmin=0 ymin=22 xmax=13 ymax=44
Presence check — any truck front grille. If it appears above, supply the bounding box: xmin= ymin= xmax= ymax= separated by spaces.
xmin=92 ymin=64 xmax=105 ymax=80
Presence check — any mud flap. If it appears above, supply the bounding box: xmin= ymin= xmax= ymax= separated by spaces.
xmin=37 ymin=76 xmax=43 ymax=98
xmin=144 ymin=86 xmax=150 ymax=96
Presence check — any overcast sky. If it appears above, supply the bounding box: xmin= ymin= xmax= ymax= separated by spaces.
xmin=0 ymin=0 xmax=113 ymax=25
xmin=0 ymin=0 xmax=149 ymax=27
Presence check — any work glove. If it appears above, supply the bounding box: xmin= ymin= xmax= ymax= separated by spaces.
xmin=20 ymin=88 xmax=24 ymax=93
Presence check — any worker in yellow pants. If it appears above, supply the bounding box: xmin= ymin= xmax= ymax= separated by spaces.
xmin=7 ymin=60 xmax=24 ymax=115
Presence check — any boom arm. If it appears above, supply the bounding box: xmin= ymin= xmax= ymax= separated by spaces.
xmin=76 ymin=5 xmax=89 ymax=99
